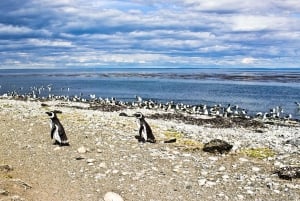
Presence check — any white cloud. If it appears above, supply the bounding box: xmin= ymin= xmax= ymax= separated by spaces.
xmin=228 ymin=15 xmax=298 ymax=32
xmin=0 ymin=24 xmax=33 ymax=35
xmin=198 ymin=45 xmax=235 ymax=53
xmin=0 ymin=0 xmax=300 ymax=68
xmin=180 ymin=0 xmax=300 ymax=14
xmin=241 ymin=57 xmax=256 ymax=64
xmin=26 ymin=39 xmax=73 ymax=47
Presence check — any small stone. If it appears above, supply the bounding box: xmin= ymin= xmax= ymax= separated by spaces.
xmin=95 ymin=173 xmax=106 ymax=180
xmin=208 ymin=156 xmax=218 ymax=161
xmin=87 ymin=159 xmax=96 ymax=163
xmin=121 ymin=171 xmax=130 ymax=176
xmin=222 ymin=174 xmax=230 ymax=180
xmin=239 ymin=158 xmax=248 ymax=162
xmin=151 ymin=167 xmax=158 ymax=171
xmin=198 ymin=179 xmax=207 ymax=186
xmin=99 ymin=162 xmax=107 ymax=168
xmin=10 ymin=195 xmax=24 ymax=201
xmin=284 ymin=138 xmax=300 ymax=147
xmin=201 ymin=170 xmax=208 ymax=176
xmin=77 ymin=146 xmax=87 ymax=154
xmin=75 ymin=156 xmax=85 ymax=160
xmin=218 ymin=166 xmax=226 ymax=171
xmin=252 ymin=167 xmax=260 ymax=172
xmin=217 ymin=193 xmax=225 ymax=197
xmin=246 ymin=190 xmax=254 ymax=195
xmin=206 ymin=181 xmax=216 ymax=187
xmin=0 ymin=164 xmax=13 ymax=172
xmin=274 ymin=161 xmax=284 ymax=167
xmin=274 ymin=166 xmax=300 ymax=180
xmin=53 ymin=147 xmax=61 ymax=151
xmin=104 ymin=192 xmax=124 ymax=201
xmin=0 ymin=189 xmax=9 ymax=195
xmin=274 ymin=190 xmax=281 ymax=194
xmin=203 ymin=139 xmax=233 ymax=154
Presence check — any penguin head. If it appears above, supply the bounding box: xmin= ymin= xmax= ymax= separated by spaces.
xmin=133 ymin=112 xmax=145 ymax=119
xmin=45 ymin=110 xmax=62 ymax=118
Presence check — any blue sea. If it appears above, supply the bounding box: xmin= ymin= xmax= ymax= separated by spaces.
xmin=0 ymin=67 xmax=300 ymax=119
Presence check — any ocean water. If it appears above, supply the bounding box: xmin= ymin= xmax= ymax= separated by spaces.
xmin=0 ymin=67 xmax=300 ymax=119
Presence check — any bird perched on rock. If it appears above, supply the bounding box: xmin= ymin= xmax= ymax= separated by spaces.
xmin=133 ymin=112 xmax=156 ymax=143
xmin=45 ymin=110 xmax=69 ymax=146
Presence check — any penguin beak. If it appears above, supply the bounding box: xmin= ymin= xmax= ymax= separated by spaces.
xmin=45 ymin=112 xmax=51 ymax=116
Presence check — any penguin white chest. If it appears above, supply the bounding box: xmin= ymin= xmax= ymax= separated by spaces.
xmin=53 ymin=125 xmax=61 ymax=143
xmin=141 ymin=125 xmax=148 ymax=141
xmin=49 ymin=120 xmax=53 ymax=129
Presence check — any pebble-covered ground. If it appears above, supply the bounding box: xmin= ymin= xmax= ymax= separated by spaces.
xmin=0 ymin=99 xmax=299 ymax=201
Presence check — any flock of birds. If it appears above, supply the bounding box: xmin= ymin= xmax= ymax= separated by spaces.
xmin=1 ymin=84 xmax=299 ymax=146
xmin=44 ymin=97 xmax=300 ymax=147
xmin=1 ymin=84 xmax=300 ymax=122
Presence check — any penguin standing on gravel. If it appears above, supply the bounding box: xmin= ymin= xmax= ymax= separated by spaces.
xmin=133 ymin=112 xmax=156 ymax=143
xmin=45 ymin=110 xmax=69 ymax=146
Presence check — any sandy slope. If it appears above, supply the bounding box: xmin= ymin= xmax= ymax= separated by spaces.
xmin=0 ymin=99 xmax=299 ymax=201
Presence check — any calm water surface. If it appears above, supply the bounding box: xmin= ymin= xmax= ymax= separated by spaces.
xmin=0 ymin=67 xmax=299 ymax=119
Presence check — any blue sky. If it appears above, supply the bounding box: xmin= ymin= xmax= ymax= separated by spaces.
xmin=0 ymin=0 xmax=299 ymax=69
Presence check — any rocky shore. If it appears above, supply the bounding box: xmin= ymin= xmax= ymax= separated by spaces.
xmin=0 ymin=98 xmax=299 ymax=201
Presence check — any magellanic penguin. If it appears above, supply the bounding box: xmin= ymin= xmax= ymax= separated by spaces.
xmin=133 ymin=112 xmax=156 ymax=143
xmin=45 ymin=110 xmax=69 ymax=146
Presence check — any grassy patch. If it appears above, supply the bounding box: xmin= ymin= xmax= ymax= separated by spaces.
xmin=164 ymin=129 xmax=184 ymax=139
xmin=163 ymin=129 xmax=203 ymax=151
xmin=58 ymin=113 xmax=86 ymax=122
xmin=240 ymin=147 xmax=276 ymax=159
xmin=0 ymin=172 xmax=13 ymax=179
xmin=1 ymin=104 xmax=12 ymax=108
xmin=180 ymin=139 xmax=204 ymax=151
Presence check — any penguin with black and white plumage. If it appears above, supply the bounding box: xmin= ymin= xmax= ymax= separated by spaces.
xmin=133 ymin=112 xmax=156 ymax=143
xmin=45 ymin=110 xmax=69 ymax=146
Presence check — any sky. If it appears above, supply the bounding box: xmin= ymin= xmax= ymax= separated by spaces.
xmin=0 ymin=0 xmax=300 ymax=69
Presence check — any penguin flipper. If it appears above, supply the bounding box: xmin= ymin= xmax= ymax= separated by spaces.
xmin=145 ymin=122 xmax=156 ymax=143
xmin=138 ymin=126 xmax=146 ymax=142
xmin=59 ymin=130 xmax=69 ymax=145
xmin=53 ymin=128 xmax=62 ymax=144
xmin=50 ymin=126 xmax=56 ymax=139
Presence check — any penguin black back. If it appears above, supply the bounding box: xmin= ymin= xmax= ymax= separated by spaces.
xmin=133 ymin=112 xmax=156 ymax=143
xmin=45 ymin=110 xmax=69 ymax=146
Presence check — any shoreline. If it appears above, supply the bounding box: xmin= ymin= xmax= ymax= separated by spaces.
xmin=0 ymin=98 xmax=299 ymax=200
xmin=1 ymin=94 xmax=300 ymax=121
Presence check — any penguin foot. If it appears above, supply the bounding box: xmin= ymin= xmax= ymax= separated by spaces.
xmin=135 ymin=136 xmax=146 ymax=143
xmin=60 ymin=142 xmax=70 ymax=146
xmin=147 ymin=139 xmax=156 ymax=143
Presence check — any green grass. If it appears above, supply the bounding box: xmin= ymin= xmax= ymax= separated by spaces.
xmin=163 ymin=129 xmax=203 ymax=151
xmin=240 ymin=147 xmax=276 ymax=159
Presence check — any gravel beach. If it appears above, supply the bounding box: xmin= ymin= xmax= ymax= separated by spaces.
xmin=0 ymin=98 xmax=300 ymax=201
